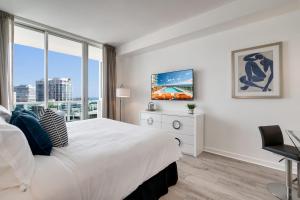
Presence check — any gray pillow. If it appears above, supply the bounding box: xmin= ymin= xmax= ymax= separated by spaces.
xmin=39 ymin=109 xmax=68 ymax=147
xmin=0 ymin=105 xmax=11 ymax=122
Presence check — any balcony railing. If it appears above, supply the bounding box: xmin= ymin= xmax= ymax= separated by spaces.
xmin=14 ymin=100 xmax=102 ymax=122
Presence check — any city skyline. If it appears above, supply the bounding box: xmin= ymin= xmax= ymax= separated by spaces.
xmin=14 ymin=44 xmax=101 ymax=99
xmin=14 ymin=81 xmax=99 ymax=102
xmin=14 ymin=77 xmax=72 ymax=103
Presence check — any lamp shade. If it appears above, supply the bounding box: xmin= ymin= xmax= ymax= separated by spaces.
xmin=116 ymin=87 xmax=130 ymax=98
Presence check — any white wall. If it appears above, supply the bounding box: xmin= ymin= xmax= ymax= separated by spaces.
xmin=117 ymin=10 xmax=300 ymax=171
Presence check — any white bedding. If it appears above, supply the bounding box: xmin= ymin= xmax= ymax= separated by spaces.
xmin=1 ymin=118 xmax=181 ymax=200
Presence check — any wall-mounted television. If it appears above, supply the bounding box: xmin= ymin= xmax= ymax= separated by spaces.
xmin=151 ymin=69 xmax=194 ymax=100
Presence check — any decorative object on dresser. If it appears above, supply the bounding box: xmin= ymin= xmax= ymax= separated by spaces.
xmin=140 ymin=110 xmax=204 ymax=157
xmin=147 ymin=102 xmax=157 ymax=111
xmin=232 ymin=42 xmax=282 ymax=99
xmin=116 ymin=84 xmax=131 ymax=121
xmin=186 ymin=103 xmax=196 ymax=114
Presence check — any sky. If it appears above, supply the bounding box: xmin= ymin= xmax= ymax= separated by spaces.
xmin=153 ymin=69 xmax=193 ymax=86
xmin=14 ymin=44 xmax=100 ymax=99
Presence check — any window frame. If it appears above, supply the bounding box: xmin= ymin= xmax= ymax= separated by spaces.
xmin=13 ymin=22 xmax=103 ymax=120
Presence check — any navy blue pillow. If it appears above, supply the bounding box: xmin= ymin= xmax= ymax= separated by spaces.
xmin=11 ymin=108 xmax=38 ymax=119
xmin=10 ymin=112 xmax=52 ymax=155
xmin=10 ymin=108 xmax=39 ymax=124
xmin=21 ymin=109 xmax=39 ymax=119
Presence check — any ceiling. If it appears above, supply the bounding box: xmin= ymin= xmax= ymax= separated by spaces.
xmin=0 ymin=0 xmax=233 ymax=46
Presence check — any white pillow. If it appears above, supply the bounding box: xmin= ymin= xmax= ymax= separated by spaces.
xmin=0 ymin=105 xmax=11 ymax=122
xmin=0 ymin=118 xmax=35 ymax=192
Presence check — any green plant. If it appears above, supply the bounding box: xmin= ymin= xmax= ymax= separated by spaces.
xmin=187 ymin=103 xmax=196 ymax=110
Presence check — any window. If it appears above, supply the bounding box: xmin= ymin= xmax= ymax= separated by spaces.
xmin=13 ymin=24 xmax=103 ymax=121
xmin=48 ymin=35 xmax=83 ymax=121
xmin=88 ymin=45 xmax=102 ymax=119
xmin=13 ymin=26 xmax=45 ymax=111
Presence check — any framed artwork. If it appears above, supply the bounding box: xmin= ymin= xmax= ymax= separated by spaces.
xmin=232 ymin=42 xmax=282 ymax=99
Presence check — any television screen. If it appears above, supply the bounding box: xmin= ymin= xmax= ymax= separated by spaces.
xmin=151 ymin=69 xmax=194 ymax=100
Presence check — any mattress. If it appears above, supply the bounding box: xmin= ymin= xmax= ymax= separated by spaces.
xmin=0 ymin=118 xmax=181 ymax=200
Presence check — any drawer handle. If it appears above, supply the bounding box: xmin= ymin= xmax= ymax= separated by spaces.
xmin=172 ymin=120 xmax=181 ymax=130
xmin=175 ymin=137 xmax=181 ymax=146
xmin=147 ymin=117 xmax=154 ymax=125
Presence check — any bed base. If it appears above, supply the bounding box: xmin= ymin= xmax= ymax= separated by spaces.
xmin=124 ymin=162 xmax=178 ymax=200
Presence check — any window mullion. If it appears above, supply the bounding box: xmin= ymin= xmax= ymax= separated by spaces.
xmin=82 ymin=42 xmax=88 ymax=119
xmin=44 ymin=31 xmax=49 ymax=108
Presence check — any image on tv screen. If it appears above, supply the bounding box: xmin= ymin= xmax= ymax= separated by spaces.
xmin=151 ymin=69 xmax=193 ymax=100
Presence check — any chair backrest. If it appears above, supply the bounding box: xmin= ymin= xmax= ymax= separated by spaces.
xmin=259 ymin=125 xmax=284 ymax=148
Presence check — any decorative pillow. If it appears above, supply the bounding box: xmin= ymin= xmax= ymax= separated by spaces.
xmin=31 ymin=106 xmax=45 ymax=119
xmin=10 ymin=111 xmax=53 ymax=155
xmin=0 ymin=105 xmax=11 ymax=122
xmin=0 ymin=118 xmax=35 ymax=192
xmin=40 ymin=109 xmax=68 ymax=147
xmin=11 ymin=108 xmax=39 ymax=120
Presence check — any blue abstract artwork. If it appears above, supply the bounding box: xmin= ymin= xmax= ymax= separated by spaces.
xmin=239 ymin=52 xmax=273 ymax=92
xmin=232 ymin=42 xmax=281 ymax=98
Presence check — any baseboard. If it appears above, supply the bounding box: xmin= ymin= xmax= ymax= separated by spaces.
xmin=204 ymin=147 xmax=296 ymax=173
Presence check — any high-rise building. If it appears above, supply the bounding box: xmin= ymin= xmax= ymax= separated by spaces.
xmin=14 ymin=85 xmax=36 ymax=102
xmin=36 ymin=78 xmax=72 ymax=102
xmin=35 ymin=80 xmax=44 ymax=102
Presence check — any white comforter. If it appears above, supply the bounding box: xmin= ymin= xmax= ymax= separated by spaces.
xmin=1 ymin=118 xmax=181 ymax=200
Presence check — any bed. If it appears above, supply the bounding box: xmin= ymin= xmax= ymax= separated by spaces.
xmin=0 ymin=118 xmax=181 ymax=200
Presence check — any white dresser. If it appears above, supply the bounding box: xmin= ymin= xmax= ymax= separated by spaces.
xmin=140 ymin=111 xmax=204 ymax=157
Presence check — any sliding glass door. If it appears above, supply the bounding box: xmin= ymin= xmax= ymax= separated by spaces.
xmin=13 ymin=24 xmax=103 ymax=121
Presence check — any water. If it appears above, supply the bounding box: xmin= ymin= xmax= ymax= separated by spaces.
xmin=163 ymin=87 xmax=182 ymax=93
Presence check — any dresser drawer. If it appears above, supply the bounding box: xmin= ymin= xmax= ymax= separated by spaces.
xmin=140 ymin=112 xmax=161 ymax=122
xmin=161 ymin=120 xmax=194 ymax=135
xmin=140 ymin=119 xmax=161 ymax=128
xmin=172 ymin=133 xmax=194 ymax=145
xmin=165 ymin=132 xmax=194 ymax=155
xmin=162 ymin=115 xmax=194 ymax=126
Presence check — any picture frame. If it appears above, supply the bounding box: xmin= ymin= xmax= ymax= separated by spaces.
xmin=231 ymin=42 xmax=282 ymax=99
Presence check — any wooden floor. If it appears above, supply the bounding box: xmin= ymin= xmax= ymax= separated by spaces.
xmin=161 ymin=152 xmax=286 ymax=200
